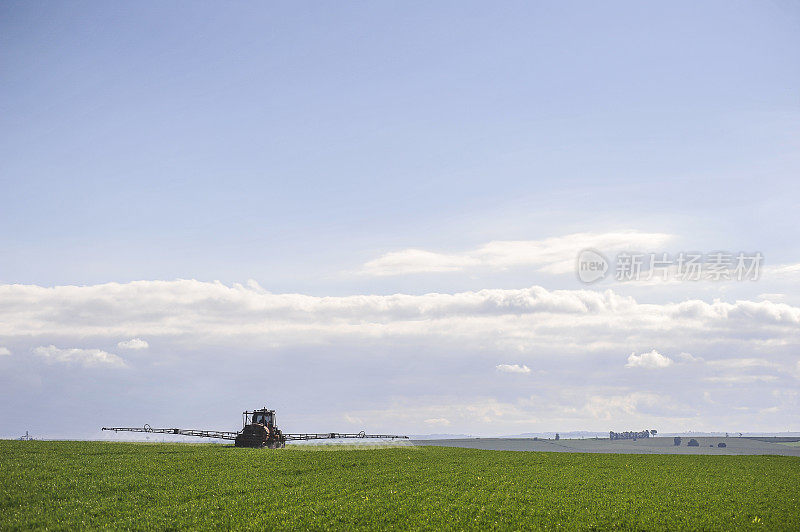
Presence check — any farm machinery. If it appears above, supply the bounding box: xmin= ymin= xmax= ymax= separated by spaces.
xmin=102 ymin=407 xmax=408 ymax=448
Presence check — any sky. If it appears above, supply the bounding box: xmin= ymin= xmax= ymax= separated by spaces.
xmin=1 ymin=1 xmax=799 ymax=439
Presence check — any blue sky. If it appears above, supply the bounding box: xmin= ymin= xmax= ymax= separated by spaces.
xmin=1 ymin=2 xmax=799 ymax=438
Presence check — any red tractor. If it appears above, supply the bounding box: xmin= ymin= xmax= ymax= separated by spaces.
xmin=235 ymin=408 xmax=285 ymax=448
xmin=103 ymin=406 xmax=406 ymax=448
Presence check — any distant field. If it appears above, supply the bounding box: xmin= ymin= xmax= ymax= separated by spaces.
xmin=1 ymin=441 xmax=799 ymax=530
xmin=413 ymin=436 xmax=800 ymax=456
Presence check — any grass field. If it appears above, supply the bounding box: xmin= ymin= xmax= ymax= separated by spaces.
xmin=1 ymin=441 xmax=798 ymax=530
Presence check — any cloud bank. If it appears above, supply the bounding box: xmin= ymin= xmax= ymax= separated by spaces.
xmin=117 ymin=338 xmax=149 ymax=350
xmin=496 ymin=364 xmax=532 ymax=374
xmin=1 ymin=280 xmax=797 ymax=358
xmin=626 ymin=350 xmax=674 ymax=369
xmin=32 ymin=345 xmax=127 ymax=369
xmin=360 ymin=231 xmax=674 ymax=276
xmin=1 ymin=278 xmax=796 ymax=436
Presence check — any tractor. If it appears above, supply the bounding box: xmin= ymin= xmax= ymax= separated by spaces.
xmin=103 ymin=406 xmax=407 ymax=448
xmin=235 ymin=408 xmax=285 ymax=448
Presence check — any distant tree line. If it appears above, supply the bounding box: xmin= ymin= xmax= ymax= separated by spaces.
xmin=609 ymin=430 xmax=655 ymax=440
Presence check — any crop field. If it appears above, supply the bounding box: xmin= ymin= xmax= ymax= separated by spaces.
xmin=1 ymin=441 xmax=799 ymax=530
xmin=414 ymin=436 xmax=800 ymax=456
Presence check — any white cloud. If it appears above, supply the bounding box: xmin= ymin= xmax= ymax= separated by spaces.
xmin=703 ymin=375 xmax=778 ymax=384
xmin=757 ymin=293 xmax=787 ymax=302
xmin=0 ymin=347 xmax=10 ymax=356
xmin=496 ymin=364 xmax=531 ymax=374
xmin=677 ymin=352 xmax=702 ymax=363
xmin=117 ymin=338 xmax=149 ymax=350
xmin=0 ymin=281 xmax=798 ymax=359
xmin=360 ymin=231 xmax=674 ymax=276
xmin=706 ymin=358 xmax=779 ymax=369
xmin=584 ymin=392 xmax=667 ymax=421
xmin=362 ymin=249 xmax=476 ymax=275
xmin=764 ymin=262 xmax=800 ymax=279
xmin=32 ymin=345 xmax=127 ymax=369
xmin=625 ymin=350 xmax=673 ymax=369
xmin=424 ymin=418 xmax=452 ymax=426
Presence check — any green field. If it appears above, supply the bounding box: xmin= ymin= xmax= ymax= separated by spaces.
xmin=1 ymin=441 xmax=798 ymax=530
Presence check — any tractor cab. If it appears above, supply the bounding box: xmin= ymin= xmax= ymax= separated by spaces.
xmin=243 ymin=408 xmax=276 ymax=429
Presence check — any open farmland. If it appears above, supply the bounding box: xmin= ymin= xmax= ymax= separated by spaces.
xmin=413 ymin=436 xmax=800 ymax=456
xmin=2 ymin=441 xmax=799 ymax=530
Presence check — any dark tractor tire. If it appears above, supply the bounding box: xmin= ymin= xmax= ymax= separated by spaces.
xmin=235 ymin=434 xmax=265 ymax=448
xmin=235 ymin=424 xmax=270 ymax=448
